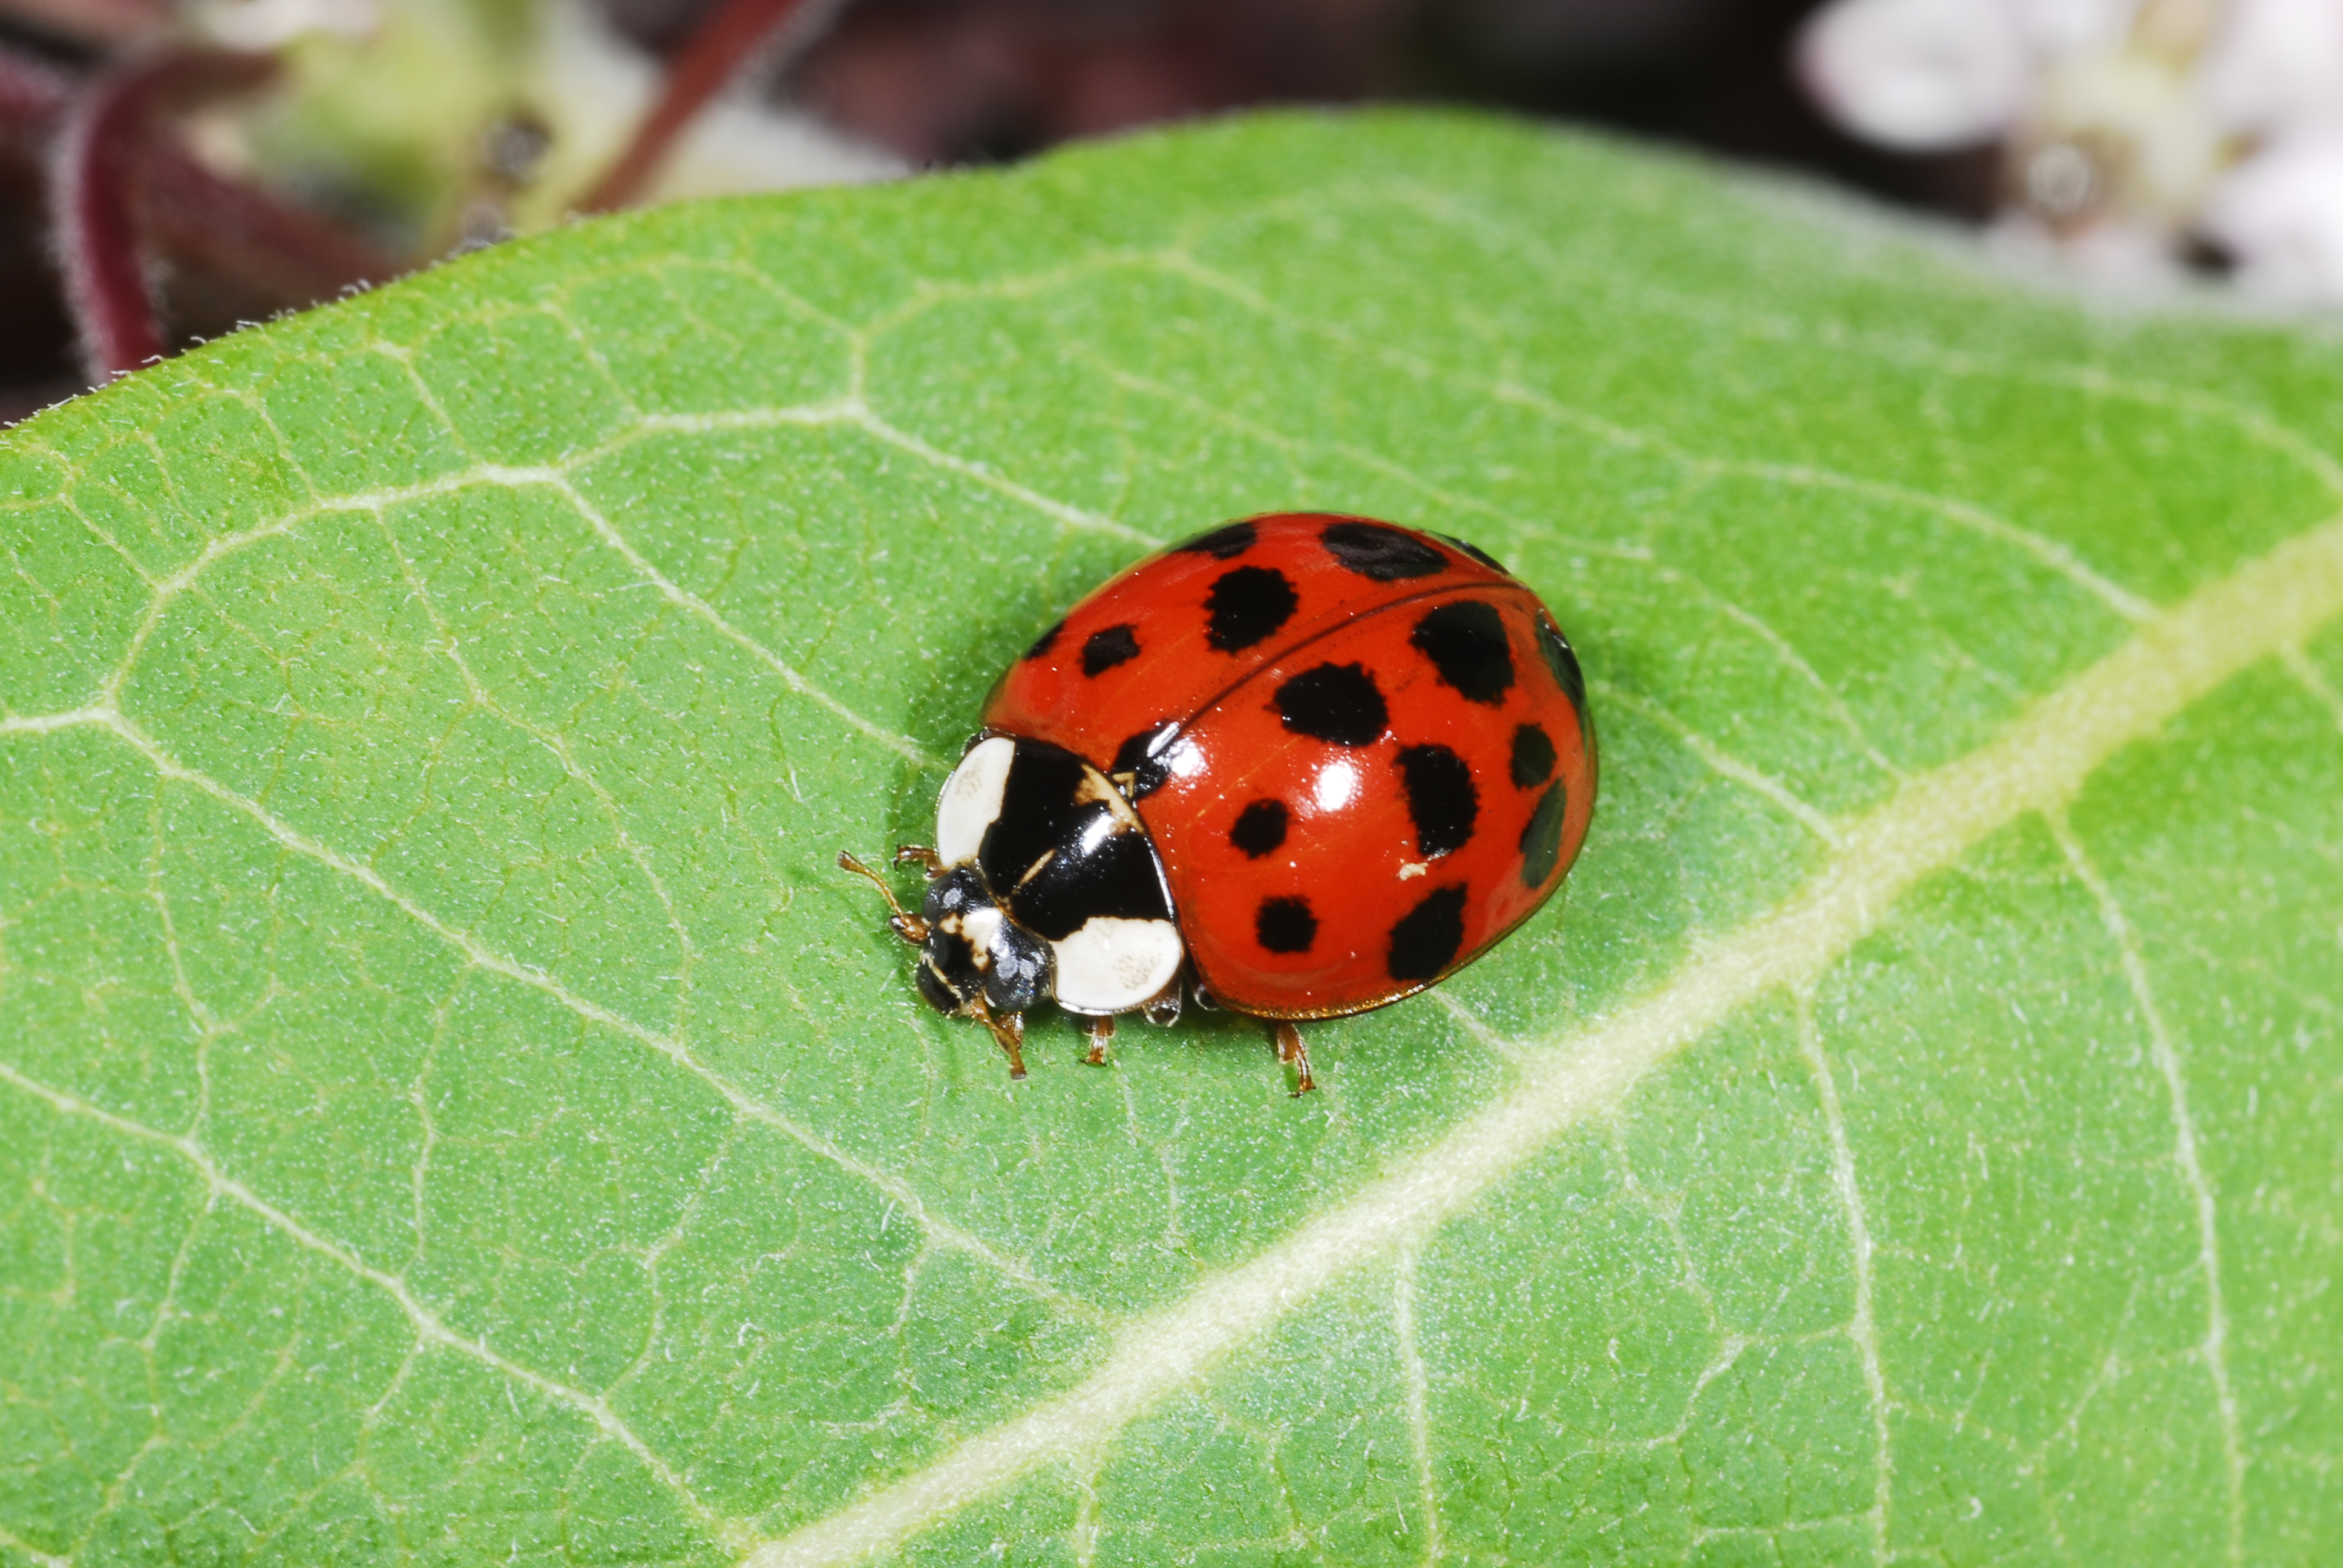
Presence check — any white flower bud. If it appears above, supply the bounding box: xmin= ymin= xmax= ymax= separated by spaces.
xmin=1797 ymin=0 xmax=2033 ymax=148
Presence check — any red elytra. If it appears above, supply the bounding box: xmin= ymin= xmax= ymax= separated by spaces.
xmin=981 ymin=512 xmax=1596 ymax=1019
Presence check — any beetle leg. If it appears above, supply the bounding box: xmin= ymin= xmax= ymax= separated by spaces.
xmin=837 ymin=851 xmax=928 ymax=942
xmin=1082 ymin=1014 xmax=1114 ymax=1067
xmin=1141 ymin=978 xmax=1182 ymax=1027
xmin=972 ymin=997 xmax=1029 ymax=1079
xmin=894 ymin=844 xmax=946 ymax=876
xmin=1270 ymin=1020 xmax=1316 ymax=1096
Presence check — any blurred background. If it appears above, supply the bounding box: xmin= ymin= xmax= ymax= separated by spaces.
xmin=1 ymin=0 xmax=2335 ymax=420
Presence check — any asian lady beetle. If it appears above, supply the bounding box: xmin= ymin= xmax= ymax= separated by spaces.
xmin=841 ymin=512 xmax=1595 ymax=1093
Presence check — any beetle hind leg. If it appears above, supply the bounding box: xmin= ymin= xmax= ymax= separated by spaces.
xmin=1270 ymin=1020 xmax=1316 ymax=1096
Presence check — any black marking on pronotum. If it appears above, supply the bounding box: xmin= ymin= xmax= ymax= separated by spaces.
xmin=1205 ymin=566 xmax=1299 ymax=653
xmin=1321 ymin=520 xmax=1447 ymax=581
xmin=1518 ymin=782 xmax=1567 ymax=888
xmin=914 ymin=955 xmax=964 ymax=1013
xmin=1538 ymin=616 xmax=1587 ymax=714
xmin=1255 ymin=895 xmax=1318 ymax=954
xmin=918 ymin=921 xmax=978 ymax=1010
xmin=1024 ymin=618 xmax=1065 ymax=661
xmin=1274 ymin=662 xmax=1387 ymax=746
xmin=1438 ymin=532 xmax=1509 ymax=574
xmin=982 ymin=921 xmax=1053 ymax=1013
xmin=1387 ymin=884 xmax=1467 ymax=981
xmin=1082 ymin=624 xmax=1141 ymax=677
xmin=1510 ymin=723 xmax=1555 ymax=789
xmin=1230 ymin=799 xmax=1289 ymax=858
xmin=1110 ymin=720 xmax=1182 ymax=800
xmin=977 ymin=740 xmax=1172 ymax=941
xmin=1395 ymin=743 xmax=1478 ymax=858
xmin=921 ymin=866 xmax=989 ymax=923
xmin=1411 ymin=601 xmax=1514 ymax=705
xmin=1178 ymin=521 xmax=1257 ymax=560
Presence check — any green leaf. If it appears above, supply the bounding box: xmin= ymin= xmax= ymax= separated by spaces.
xmin=4 ymin=109 xmax=2341 ymax=1567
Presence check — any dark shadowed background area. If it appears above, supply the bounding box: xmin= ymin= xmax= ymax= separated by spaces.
xmin=0 ymin=0 xmax=2007 ymax=422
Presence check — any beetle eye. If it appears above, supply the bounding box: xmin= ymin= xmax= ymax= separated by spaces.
xmin=913 ymin=961 xmax=960 ymax=1013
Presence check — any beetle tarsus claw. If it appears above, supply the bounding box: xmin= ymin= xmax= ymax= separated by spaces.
xmin=975 ymin=999 xmax=1029 ymax=1079
xmin=1271 ymin=1020 xmax=1316 ymax=1095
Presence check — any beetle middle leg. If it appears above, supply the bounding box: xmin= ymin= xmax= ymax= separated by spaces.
xmin=1080 ymin=1014 xmax=1114 ymax=1067
xmin=1270 ymin=1020 xmax=1316 ymax=1096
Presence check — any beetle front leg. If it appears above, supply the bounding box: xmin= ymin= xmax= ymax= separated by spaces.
xmin=1270 ymin=1020 xmax=1316 ymax=1096
xmin=972 ymin=998 xmax=1030 ymax=1080
xmin=894 ymin=844 xmax=945 ymax=876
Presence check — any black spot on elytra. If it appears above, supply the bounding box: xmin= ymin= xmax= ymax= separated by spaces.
xmin=1111 ymin=721 xmax=1181 ymax=799
xmin=1178 ymin=521 xmax=1257 ymax=560
xmin=1395 ymin=743 xmax=1478 ymax=858
xmin=1438 ymin=532 xmax=1509 ymax=574
xmin=1322 ymin=520 xmax=1447 ymax=581
xmin=1206 ymin=566 xmax=1298 ymax=653
xmin=1082 ymin=623 xmax=1141 ymax=677
xmin=1538 ymin=616 xmax=1587 ymax=713
xmin=1275 ymin=662 xmax=1387 ymax=746
xmin=1024 ymin=618 xmax=1064 ymax=660
xmin=1519 ymin=781 xmax=1567 ymax=888
xmin=1256 ymin=895 xmax=1317 ymax=954
xmin=1510 ymin=723 xmax=1555 ymax=789
xmin=1230 ymin=799 xmax=1288 ymax=858
xmin=1411 ymin=601 xmax=1514 ymax=705
xmin=1387 ymin=885 xmax=1467 ymax=981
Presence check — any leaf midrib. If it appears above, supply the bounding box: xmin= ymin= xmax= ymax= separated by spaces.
xmin=2 ymin=178 xmax=2335 ymax=1564
xmin=747 ymin=505 xmax=2343 ymax=1568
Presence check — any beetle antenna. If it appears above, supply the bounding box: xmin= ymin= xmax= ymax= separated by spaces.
xmin=837 ymin=850 xmax=926 ymax=941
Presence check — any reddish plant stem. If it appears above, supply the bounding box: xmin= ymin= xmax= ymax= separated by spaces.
xmin=577 ymin=0 xmax=833 ymax=214
xmin=139 ymin=141 xmax=398 ymax=303
xmin=50 ymin=64 xmax=163 ymax=379
xmin=0 ymin=0 xmax=169 ymax=49
xmin=52 ymin=50 xmax=277 ymax=382
xmin=0 ymin=44 xmax=68 ymax=165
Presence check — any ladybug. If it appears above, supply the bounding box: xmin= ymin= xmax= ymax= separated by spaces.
xmin=841 ymin=512 xmax=1595 ymax=1093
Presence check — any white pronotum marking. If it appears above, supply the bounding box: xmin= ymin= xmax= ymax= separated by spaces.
xmin=958 ymin=903 xmax=1004 ymax=953
xmin=936 ymin=737 xmax=1016 ymax=867
xmin=1050 ymin=917 xmax=1185 ymax=1014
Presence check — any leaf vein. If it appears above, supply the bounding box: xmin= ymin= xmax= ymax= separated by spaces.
xmin=45 ymin=705 xmax=1099 ymax=1327
xmin=746 ymin=507 xmax=2343 ymax=1568
xmin=0 ymin=1056 xmax=760 ymax=1557
xmin=1795 ymin=990 xmax=1892 ymax=1567
xmin=2049 ymin=815 xmax=2246 ymax=1566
